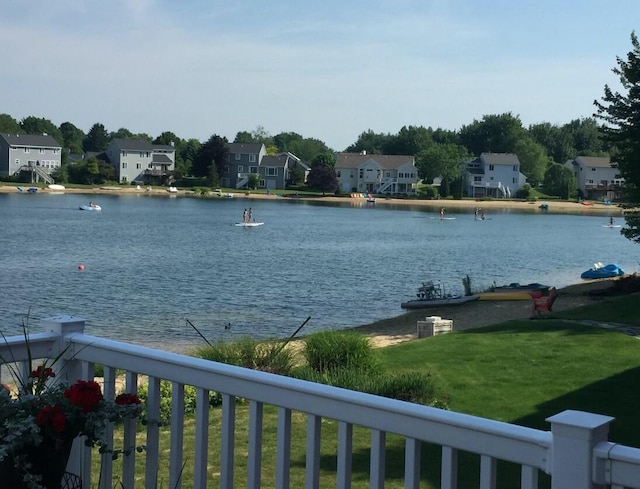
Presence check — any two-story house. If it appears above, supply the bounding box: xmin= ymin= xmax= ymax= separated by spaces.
xmin=105 ymin=139 xmax=176 ymax=185
xmin=463 ymin=153 xmax=527 ymax=198
xmin=222 ymin=143 xmax=267 ymax=189
xmin=0 ymin=133 xmax=62 ymax=184
xmin=565 ymin=156 xmax=623 ymax=201
xmin=222 ymin=144 xmax=310 ymax=190
xmin=335 ymin=152 xmax=417 ymax=196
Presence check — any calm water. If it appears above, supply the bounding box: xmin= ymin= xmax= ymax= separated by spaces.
xmin=1 ymin=193 xmax=637 ymax=351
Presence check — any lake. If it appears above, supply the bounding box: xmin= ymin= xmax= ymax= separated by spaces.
xmin=1 ymin=192 xmax=637 ymax=351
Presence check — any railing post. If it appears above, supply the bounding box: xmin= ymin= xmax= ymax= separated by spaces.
xmin=40 ymin=315 xmax=87 ymax=482
xmin=547 ymin=410 xmax=614 ymax=489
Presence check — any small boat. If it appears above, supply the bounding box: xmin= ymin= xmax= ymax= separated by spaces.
xmin=234 ymin=222 xmax=264 ymax=227
xmin=401 ymin=295 xmax=479 ymax=309
xmin=581 ymin=263 xmax=624 ymax=280
xmin=79 ymin=204 xmax=102 ymax=211
xmin=539 ymin=203 xmax=549 ymax=210
xmin=27 ymin=187 xmax=38 ymax=193
xmin=48 ymin=184 xmax=66 ymax=191
xmin=167 ymin=186 xmax=178 ymax=193
xmin=401 ymin=280 xmax=479 ymax=309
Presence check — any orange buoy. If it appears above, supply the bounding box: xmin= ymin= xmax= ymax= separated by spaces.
xmin=78 ymin=264 xmax=85 ymax=270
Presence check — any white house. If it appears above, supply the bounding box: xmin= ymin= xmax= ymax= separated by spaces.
xmin=335 ymin=152 xmax=417 ymax=195
xmin=463 ymin=153 xmax=527 ymax=198
xmin=565 ymin=156 xmax=623 ymax=201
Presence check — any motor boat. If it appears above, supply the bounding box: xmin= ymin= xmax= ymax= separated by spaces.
xmin=580 ymin=263 xmax=624 ymax=280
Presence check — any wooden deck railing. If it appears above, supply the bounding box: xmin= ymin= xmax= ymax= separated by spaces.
xmin=1 ymin=315 xmax=640 ymax=489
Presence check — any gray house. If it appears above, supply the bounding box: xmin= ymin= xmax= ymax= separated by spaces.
xmin=0 ymin=133 xmax=62 ymax=184
xmin=105 ymin=139 xmax=176 ymax=185
xmin=222 ymin=144 xmax=309 ymax=189
xmin=565 ymin=156 xmax=624 ymax=201
xmin=463 ymin=153 xmax=527 ymax=198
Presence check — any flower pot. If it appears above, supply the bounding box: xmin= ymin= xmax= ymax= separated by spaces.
xmin=0 ymin=437 xmax=74 ymax=489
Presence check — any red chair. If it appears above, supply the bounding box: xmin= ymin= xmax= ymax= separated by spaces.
xmin=531 ymin=287 xmax=557 ymax=315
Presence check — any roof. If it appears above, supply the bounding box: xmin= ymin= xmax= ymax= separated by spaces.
xmin=479 ymin=153 xmax=520 ymax=165
xmin=226 ymin=143 xmax=264 ymax=154
xmin=574 ymin=156 xmax=613 ymax=168
xmin=260 ymin=154 xmax=289 ymax=168
xmin=335 ymin=152 xmax=415 ymax=170
xmin=110 ymin=138 xmax=174 ymax=152
xmin=152 ymin=154 xmax=173 ymax=164
xmin=0 ymin=133 xmax=61 ymax=148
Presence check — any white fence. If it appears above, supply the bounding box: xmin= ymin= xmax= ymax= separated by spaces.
xmin=2 ymin=315 xmax=640 ymax=489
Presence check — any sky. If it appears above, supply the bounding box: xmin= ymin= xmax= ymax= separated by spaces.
xmin=2 ymin=0 xmax=639 ymax=151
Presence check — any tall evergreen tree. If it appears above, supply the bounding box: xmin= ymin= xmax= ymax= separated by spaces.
xmin=83 ymin=123 xmax=110 ymax=152
xmin=594 ymin=31 xmax=640 ymax=243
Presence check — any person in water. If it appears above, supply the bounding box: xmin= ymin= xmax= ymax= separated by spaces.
xmin=89 ymin=201 xmax=97 ymax=208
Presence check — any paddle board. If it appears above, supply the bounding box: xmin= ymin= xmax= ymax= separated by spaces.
xmin=234 ymin=222 xmax=264 ymax=227
xmin=602 ymin=224 xmax=621 ymax=228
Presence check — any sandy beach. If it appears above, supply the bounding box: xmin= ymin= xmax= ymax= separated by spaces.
xmin=1 ymin=184 xmax=629 ymax=216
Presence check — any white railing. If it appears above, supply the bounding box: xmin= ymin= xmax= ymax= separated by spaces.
xmin=375 ymin=178 xmax=396 ymax=194
xmin=2 ymin=315 xmax=640 ymax=489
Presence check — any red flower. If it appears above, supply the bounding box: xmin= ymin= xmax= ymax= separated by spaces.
xmin=35 ymin=405 xmax=66 ymax=433
xmin=30 ymin=366 xmax=55 ymax=379
xmin=64 ymin=380 xmax=103 ymax=413
xmin=115 ymin=393 xmax=141 ymax=406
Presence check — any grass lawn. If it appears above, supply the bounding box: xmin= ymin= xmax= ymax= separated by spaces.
xmin=105 ymin=295 xmax=640 ymax=488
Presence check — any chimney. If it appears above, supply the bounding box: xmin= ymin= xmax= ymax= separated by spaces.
xmin=360 ymin=150 xmax=366 ymax=155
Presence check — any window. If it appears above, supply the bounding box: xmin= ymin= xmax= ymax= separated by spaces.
xmin=24 ymin=148 xmax=29 ymax=153
xmin=588 ymin=179 xmax=594 ymax=184
xmin=474 ymin=176 xmax=482 ymax=182
xmin=235 ymin=153 xmax=241 ymax=160
xmin=489 ymin=176 xmax=494 ymax=181
xmin=488 ymin=164 xmax=494 ymax=171
xmin=249 ymin=166 xmax=258 ymax=173
xmin=337 ymin=171 xmax=341 ymax=177
xmin=148 ymin=163 xmax=153 ymax=169
xmin=122 ymin=151 xmax=127 ymax=156
xmin=267 ymin=167 xmax=278 ymax=176
xmin=39 ymin=148 xmax=45 ymax=154
xmin=259 ymin=179 xmax=265 ymax=187
xmin=513 ymin=177 xmax=517 ymax=183
xmin=249 ymin=154 xmax=256 ymax=163
xmin=513 ymin=165 xmax=518 ymax=171
xmin=15 ymin=159 xmax=19 ymax=165
xmin=224 ymin=165 xmax=229 ymax=173
xmin=359 ymin=169 xmax=363 ymax=178
xmin=591 ymin=167 xmax=596 ymax=171
xmin=136 ymin=163 xmax=141 ymax=169
xmin=122 ymin=163 xmax=127 ymax=169
xmin=386 ymin=172 xmax=391 ymax=177
xmin=238 ymin=165 xmax=243 ymax=172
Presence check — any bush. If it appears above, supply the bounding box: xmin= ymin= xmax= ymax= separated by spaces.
xmin=194 ymin=336 xmax=296 ymax=376
xmin=515 ymin=184 xmax=531 ymax=199
xmin=137 ymin=379 xmax=222 ymax=423
xmin=419 ymin=185 xmax=439 ymax=200
xmin=302 ymin=331 xmax=379 ymax=374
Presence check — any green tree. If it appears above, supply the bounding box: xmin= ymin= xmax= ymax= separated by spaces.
xmin=416 ymin=143 xmax=469 ymax=185
xmin=514 ymin=138 xmax=549 ymax=183
xmin=459 ymin=113 xmax=527 ymax=155
xmin=529 ymin=122 xmax=574 ymax=163
xmin=0 ymin=114 xmax=22 ymax=133
xmin=111 ymin=127 xmax=134 ymax=140
xmin=192 ymin=135 xmax=228 ymax=179
xmin=247 ymin=173 xmax=260 ymax=189
xmin=59 ymin=122 xmax=85 ymax=154
xmin=543 ymin=163 xmax=577 ymax=199
xmin=594 ymin=31 xmax=640 ymax=243
xmin=19 ymin=116 xmax=63 ymax=143
xmin=311 ymin=152 xmax=336 ymax=170
xmin=307 ymin=165 xmax=338 ymax=194
xmin=178 ymin=138 xmax=201 ymax=176
xmin=83 ymin=123 xmax=109 ymax=152
xmin=345 ymin=130 xmax=393 ymax=154
xmin=384 ymin=125 xmax=434 ymax=156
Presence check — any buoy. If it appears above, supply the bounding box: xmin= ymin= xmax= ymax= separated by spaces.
xmin=78 ymin=264 xmax=85 ymax=270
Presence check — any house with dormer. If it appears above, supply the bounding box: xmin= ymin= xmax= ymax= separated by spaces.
xmin=335 ymin=152 xmax=417 ymax=195
xmin=105 ymin=139 xmax=176 ymax=185
xmin=0 ymin=133 xmax=62 ymax=184
xmin=463 ymin=153 xmax=527 ymax=198
xmin=565 ymin=156 xmax=623 ymax=201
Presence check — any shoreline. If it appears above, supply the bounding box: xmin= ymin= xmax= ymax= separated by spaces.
xmin=1 ymin=184 xmax=630 ymax=216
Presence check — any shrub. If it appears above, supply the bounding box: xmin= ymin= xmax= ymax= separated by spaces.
xmin=515 ymin=183 xmax=531 ymax=199
xmin=302 ymin=331 xmax=379 ymax=374
xmin=193 ymin=336 xmax=296 ymax=376
xmin=419 ymin=185 xmax=439 ymax=200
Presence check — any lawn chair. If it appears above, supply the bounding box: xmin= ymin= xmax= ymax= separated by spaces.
xmin=531 ymin=287 xmax=558 ymax=316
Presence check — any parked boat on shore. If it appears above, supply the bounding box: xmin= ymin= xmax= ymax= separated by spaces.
xmin=581 ymin=263 xmax=624 ymax=280
xmin=401 ymin=280 xmax=479 ymax=309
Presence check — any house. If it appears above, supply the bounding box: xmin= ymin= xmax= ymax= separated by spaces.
xmin=105 ymin=139 xmax=176 ymax=185
xmin=335 ymin=151 xmax=418 ymax=195
xmin=222 ymin=143 xmax=310 ymax=190
xmin=565 ymin=156 xmax=623 ymax=201
xmin=0 ymin=133 xmax=62 ymax=184
xmin=463 ymin=153 xmax=527 ymax=198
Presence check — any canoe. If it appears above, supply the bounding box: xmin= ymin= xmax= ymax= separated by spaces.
xmin=401 ymin=295 xmax=479 ymax=309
